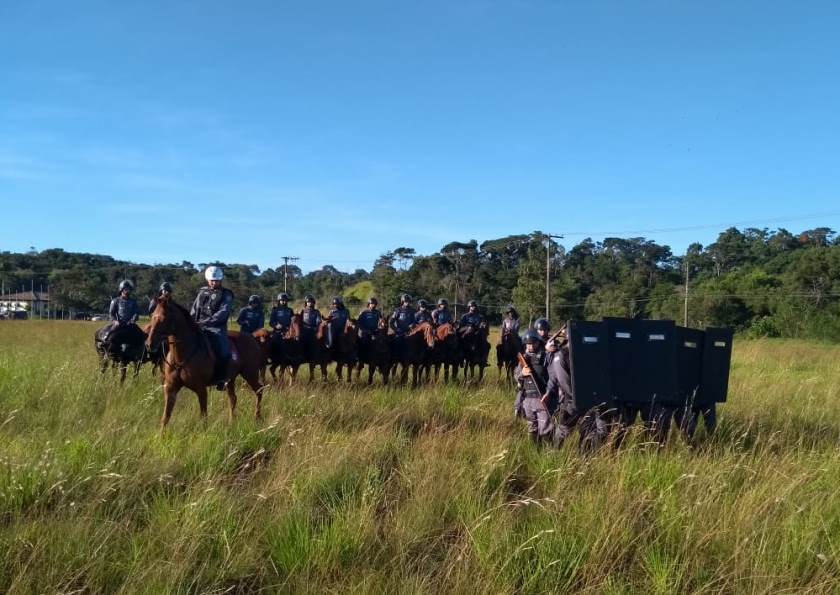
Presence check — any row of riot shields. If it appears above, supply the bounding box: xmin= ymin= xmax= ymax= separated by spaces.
xmin=566 ymin=318 xmax=733 ymax=413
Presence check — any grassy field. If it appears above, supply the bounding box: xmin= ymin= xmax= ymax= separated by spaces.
xmin=2 ymin=321 xmax=840 ymax=594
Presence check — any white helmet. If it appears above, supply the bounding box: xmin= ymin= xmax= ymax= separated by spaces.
xmin=204 ymin=265 xmax=224 ymax=281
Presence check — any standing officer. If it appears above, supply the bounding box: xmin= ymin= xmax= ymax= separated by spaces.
xmin=190 ymin=266 xmax=234 ymax=389
xmin=431 ymin=298 xmax=453 ymax=325
xmin=269 ymin=293 xmax=294 ymax=334
xmin=415 ymin=299 xmax=433 ymax=325
xmin=513 ymin=330 xmax=551 ymax=445
xmin=237 ymin=295 xmax=264 ymax=335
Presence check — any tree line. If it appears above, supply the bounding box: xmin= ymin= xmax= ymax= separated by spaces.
xmin=2 ymin=225 xmax=839 ymax=339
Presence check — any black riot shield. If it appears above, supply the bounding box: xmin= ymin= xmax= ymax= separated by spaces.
xmin=675 ymin=326 xmax=705 ymax=408
xmin=567 ymin=320 xmax=611 ymax=412
xmin=604 ymin=318 xmax=639 ymax=404
xmin=636 ymin=319 xmax=678 ymax=406
xmin=698 ymin=327 xmax=733 ymax=406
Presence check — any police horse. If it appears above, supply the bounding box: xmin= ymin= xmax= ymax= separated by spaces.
xmin=146 ymin=296 xmax=265 ymax=430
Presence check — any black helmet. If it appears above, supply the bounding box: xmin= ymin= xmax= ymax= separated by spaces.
xmin=437 ymin=298 xmax=448 ymax=307
xmin=304 ymin=294 xmax=315 ymax=304
xmin=332 ymin=296 xmax=343 ymax=306
xmin=534 ymin=318 xmax=550 ymax=332
xmin=504 ymin=304 xmax=514 ymax=313
xmin=418 ymin=299 xmax=428 ymax=308
xmin=467 ymin=299 xmax=478 ymax=308
xmin=248 ymin=295 xmax=260 ymax=306
xmin=118 ymin=280 xmax=134 ymax=292
xmin=523 ymin=329 xmax=543 ymax=346
xmin=159 ymin=281 xmax=172 ymax=293
xmin=277 ymin=293 xmax=290 ymax=302
xmin=400 ymin=293 xmax=412 ymax=304
xmin=368 ymin=297 xmax=378 ymax=305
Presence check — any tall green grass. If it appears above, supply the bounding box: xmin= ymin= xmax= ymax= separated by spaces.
xmin=1 ymin=321 xmax=840 ymax=593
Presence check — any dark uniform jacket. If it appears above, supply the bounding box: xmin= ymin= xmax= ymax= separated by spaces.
xmin=357 ymin=309 xmax=381 ymax=335
xmin=415 ymin=309 xmax=433 ymax=325
xmin=460 ymin=311 xmax=484 ymax=328
xmin=237 ymin=306 xmax=264 ymax=333
xmin=269 ymin=305 xmax=293 ymax=330
xmin=190 ymin=287 xmax=234 ymax=334
xmin=327 ymin=307 xmax=349 ymax=335
xmin=109 ymin=296 xmax=139 ymax=326
xmin=545 ymin=345 xmax=574 ymax=405
xmin=431 ymin=308 xmax=453 ymax=325
xmin=390 ymin=307 xmax=415 ymax=336
xmin=300 ymin=307 xmax=322 ymax=333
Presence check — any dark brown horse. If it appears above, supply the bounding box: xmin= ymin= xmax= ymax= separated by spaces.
xmin=430 ymin=322 xmax=460 ymax=382
xmin=356 ymin=317 xmax=391 ymax=385
xmin=496 ymin=328 xmax=522 ymax=381
xmin=334 ymin=319 xmax=358 ymax=383
xmin=146 ymin=296 xmax=265 ymax=429
xmin=458 ymin=321 xmax=491 ymax=382
xmin=94 ymin=323 xmax=147 ymax=384
xmin=395 ymin=322 xmax=436 ymax=386
xmin=306 ymin=321 xmax=330 ymax=382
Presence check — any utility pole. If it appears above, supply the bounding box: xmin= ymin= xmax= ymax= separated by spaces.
xmin=683 ymin=254 xmax=690 ymax=327
xmin=544 ymin=233 xmax=564 ymax=320
xmin=280 ymin=256 xmax=299 ymax=293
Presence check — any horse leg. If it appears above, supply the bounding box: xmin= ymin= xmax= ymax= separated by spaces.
xmin=119 ymin=364 xmax=128 ymax=385
xmin=225 ymin=382 xmax=238 ymax=421
xmin=160 ymin=380 xmax=181 ymax=431
xmin=367 ymin=364 xmax=374 ymax=385
xmin=308 ymin=363 xmax=315 ymax=383
xmin=290 ymin=366 xmax=298 ymax=385
xmin=245 ymin=375 xmax=264 ymax=421
xmin=478 ymin=365 xmax=485 ymax=382
xmin=196 ymin=385 xmax=209 ymax=425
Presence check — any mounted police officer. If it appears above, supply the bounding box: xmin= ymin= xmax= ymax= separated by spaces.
xmin=459 ymin=299 xmax=484 ymax=329
xmin=190 ymin=266 xmax=234 ymax=390
xmin=237 ymin=295 xmax=265 ymax=335
xmin=300 ymin=295 xmax=322 ymax=337
xmin=269 ymin=293 xmax=294 ymax=334
xmin=501 ymin=305 xmax=521 ymax=336
xmin=431 ymin=298 xmax=453 ymax=326
xmin=513 ymin=330 xmax=552 ymax=446
xmin=100 ymin=280 xmax=142 ymax=347
xmin=390 ymin=294 xmax=416 ymax=359
xmin=415 ymin=299 xmax=433 ymax=325
xmin=357 ymin=297 xmax=382 ymax=361
xmin=326 ymin=296 xmax=349 ymax=351
xmin=148 ymin=281 xmax=173 ymax=315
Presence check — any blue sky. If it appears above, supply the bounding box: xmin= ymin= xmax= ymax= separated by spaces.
xmin=2 ymin=1 xmax=839 ymax=272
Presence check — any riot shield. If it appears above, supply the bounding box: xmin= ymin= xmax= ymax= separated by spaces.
xmin=567 ymin=320 xmax=611 ymax=412
xmin=675 ymin=326 xmax=705 ymax=408
xmin=698 ymin=327 xmax=733 ymax=406
xmin=636 ymin=319 xmax=678 ymax=406
xmin=604 ymin=318 xmax=639 ymax=403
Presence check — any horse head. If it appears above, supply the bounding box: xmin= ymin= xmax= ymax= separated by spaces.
xmin=285 ymin=314 xmax=302 ymax=341
xmin=146 ymin=295 xmax=197 ymax=349
xmin=409 ymin=322 xmax=435 ymax=348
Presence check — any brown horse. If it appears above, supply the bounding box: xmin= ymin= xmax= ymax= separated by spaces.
xmin=259 ymin=315 xmax=305 ymax=385
xmin=146 ymin=296 xmax=265 ymax=429
xmin=356 ymin=317 xmax=391 ymax=385
xmin=430 ymin=322 xmax=460 ymax=382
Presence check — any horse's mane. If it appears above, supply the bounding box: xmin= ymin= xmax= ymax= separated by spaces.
xmin=167 ymin=300 xmax=202 ymax=333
